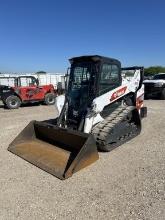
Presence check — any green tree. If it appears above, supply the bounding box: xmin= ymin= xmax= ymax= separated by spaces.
xmin=36 ymin=71 xmax=47 ymax=74
xmin=144 ymin=66 xmax=165 ymax=76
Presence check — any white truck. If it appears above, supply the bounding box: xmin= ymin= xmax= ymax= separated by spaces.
xmin=143 ymin=73 xmax=165 ymax=99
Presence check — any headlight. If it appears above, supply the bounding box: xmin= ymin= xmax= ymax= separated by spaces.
xmin=154 ymin=82 xmax=164 ymax=87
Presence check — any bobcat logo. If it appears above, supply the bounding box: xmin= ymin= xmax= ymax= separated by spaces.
xmin=110 ymin=86 xmax=127 ymax=101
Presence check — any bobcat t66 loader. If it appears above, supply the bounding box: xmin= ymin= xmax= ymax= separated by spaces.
xmin=8 ymin=55 xmax=147 ymax=180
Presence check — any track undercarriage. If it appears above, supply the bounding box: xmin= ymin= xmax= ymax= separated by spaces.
xmin=92 ymin=106 xmax=141 ymax=152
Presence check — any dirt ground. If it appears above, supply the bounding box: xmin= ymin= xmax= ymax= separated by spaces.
xmin=0 ymin=100 xmax=164 ymax=220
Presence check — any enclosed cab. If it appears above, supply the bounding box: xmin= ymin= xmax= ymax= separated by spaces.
xmin=64 ymin=55 xmax=122 ymax=130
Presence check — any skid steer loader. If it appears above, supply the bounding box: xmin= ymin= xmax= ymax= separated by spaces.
xmin=8 ymin=55 xmax=147 ymax=180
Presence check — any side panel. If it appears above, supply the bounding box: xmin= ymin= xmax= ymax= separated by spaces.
xmin=93 ymin=68 xmax=143 ymax=113
xmin=14 ymin=85 xmax=54 ymax=101
xmin=136 ymin=85 xmax=145 ymax=110
xmin=84 ymin=68 xmax=144 ymax=133
xmin=15 ymin=86 xmax=45 ymax=101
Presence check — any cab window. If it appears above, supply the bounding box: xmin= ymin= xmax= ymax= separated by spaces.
xmin=19 ymin=77 xmax=37 ymax=87
xmin=99 ymin=64 xmax=121 ymax=95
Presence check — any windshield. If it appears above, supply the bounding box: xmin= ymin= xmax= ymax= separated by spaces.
xmin=70 ymin=64 xmax=91 ymax=89
xmin=153 ymin=74 xmax=165 ymax=80
xmin=68 ymin=62 xmax=94 ymax=111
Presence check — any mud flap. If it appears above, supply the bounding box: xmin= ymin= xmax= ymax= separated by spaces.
xmin=140 ymin=106 xmax=147 ymax=118
xmin=8 ymin=121 xmax=99 ymax=180
xmin=132 ymin=108 xmax=142 ymax=133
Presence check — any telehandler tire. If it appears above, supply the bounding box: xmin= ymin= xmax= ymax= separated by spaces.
xmin=44 ymin=93 xmax=56 ymax=105
xmin=5 ymin=95 xmax=21 ymax=109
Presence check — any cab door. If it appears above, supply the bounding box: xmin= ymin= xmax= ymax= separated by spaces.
xmin=18 ymin=76 xmax=45 ymax=101
xmin=98 ymin=63 xmax=122 ymax=96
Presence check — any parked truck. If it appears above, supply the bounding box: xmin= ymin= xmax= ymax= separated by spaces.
xmin=143 ymin=73 xmax=165 ymax=99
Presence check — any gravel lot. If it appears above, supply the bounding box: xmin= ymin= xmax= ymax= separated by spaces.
xmin=0 ymin=100 xmax=164 ymax=220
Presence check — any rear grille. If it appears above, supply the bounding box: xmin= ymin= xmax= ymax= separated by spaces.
xmin=144 ymin=83 xmax=155 ymax=92
xmin=144 ymin=83 xmax=162 ymax=94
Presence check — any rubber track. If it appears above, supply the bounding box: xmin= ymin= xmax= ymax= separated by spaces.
xmin=92 ymin=106 xmax=138 ymax=152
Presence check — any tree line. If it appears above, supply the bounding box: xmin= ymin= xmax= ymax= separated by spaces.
xmin=144 ymin=66 xmax=165 ymax=76
xmin=1 ymin=67 xmax=165 ymax=76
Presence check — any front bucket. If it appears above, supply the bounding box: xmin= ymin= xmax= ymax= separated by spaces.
xmin=8 ymin=121 xmax=99 ymax=180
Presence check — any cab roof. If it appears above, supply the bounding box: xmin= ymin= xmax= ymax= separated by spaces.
xmin=69 ymin=55 xmax=121 ymax=66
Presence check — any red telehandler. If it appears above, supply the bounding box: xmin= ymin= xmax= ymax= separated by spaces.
xmin=1 ymin=75 xmax=56 ymax=109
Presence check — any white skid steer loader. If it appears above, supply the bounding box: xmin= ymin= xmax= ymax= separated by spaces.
xmin=8 ymin=55 xmax=147 ymax=180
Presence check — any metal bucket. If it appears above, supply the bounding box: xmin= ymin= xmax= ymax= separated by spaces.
xmin=8 ymin=121 xmax=99 ymax=180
